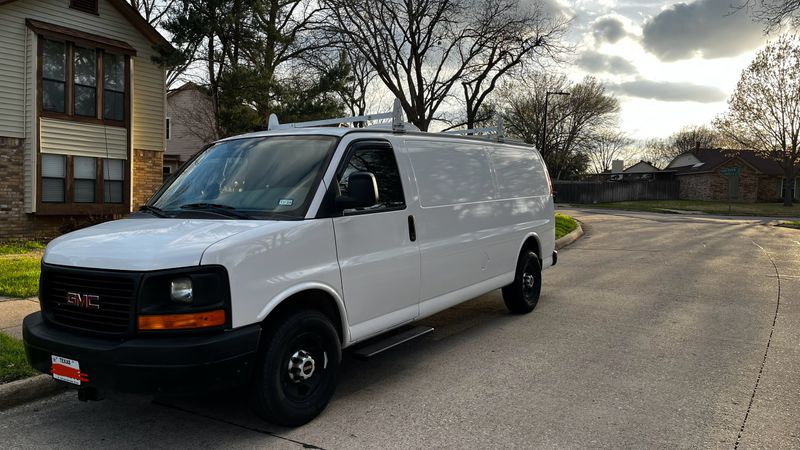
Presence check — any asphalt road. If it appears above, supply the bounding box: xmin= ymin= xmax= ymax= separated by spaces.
xmin=2 ymin=209 xmax=799 ymax=449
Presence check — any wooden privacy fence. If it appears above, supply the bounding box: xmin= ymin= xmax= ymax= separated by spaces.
xmin=553 ymin=180 xmax=679 ymax=203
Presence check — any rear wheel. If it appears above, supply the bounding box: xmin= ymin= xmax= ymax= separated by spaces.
xmin=502 ymin=250 xmax=542 ymax=314
xmin=251 ymin=309 xmax=341 ymax=426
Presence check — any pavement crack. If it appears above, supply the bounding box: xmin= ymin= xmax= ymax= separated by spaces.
xmin=734 ymin=241 xmax=783 ymax=449
xmin=152 ymin=400 xmax=327 ymax=450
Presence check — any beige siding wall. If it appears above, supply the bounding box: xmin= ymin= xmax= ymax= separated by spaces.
xmin=166 ymin=89 xmax=218 ymax=162
xmin=40 ymin=118 xmax=127 ymax=159
xmin=24 ymin=30 xmax=37 ymax=212
xmin=0 ymin=0 xmax=167 ymax=212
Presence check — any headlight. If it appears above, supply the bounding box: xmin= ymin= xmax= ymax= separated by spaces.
xmin=170 ymin=277 xmax=193 ymax=303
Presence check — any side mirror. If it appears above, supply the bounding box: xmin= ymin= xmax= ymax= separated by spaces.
xmin=335 ymin=172 xmax=379 ymax=210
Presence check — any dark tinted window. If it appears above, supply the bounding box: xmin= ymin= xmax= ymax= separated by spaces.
xmin=151 ymin=136 xmax=337 ymax=219
xmin=339 ymin=144 xmax=405 ymax=211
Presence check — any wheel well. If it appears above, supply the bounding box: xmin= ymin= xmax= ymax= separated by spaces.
xmin=521 ymin=236 xmax=541 ymax=261
xmin=263 ymin=290 xmax=344 ymax=343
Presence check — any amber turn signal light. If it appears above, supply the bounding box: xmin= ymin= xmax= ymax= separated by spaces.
xmin=138 ymin=310 xmax=226 ymax=330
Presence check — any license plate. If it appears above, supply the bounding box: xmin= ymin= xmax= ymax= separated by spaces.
xmin=50 ymin=355 xmax=87 ymax=385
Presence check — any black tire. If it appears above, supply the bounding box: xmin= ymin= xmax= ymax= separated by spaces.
xmin=251 ymin=309 xmax=341 ymax=426
xmin=502 ymin=250 xmax=542 ymax=314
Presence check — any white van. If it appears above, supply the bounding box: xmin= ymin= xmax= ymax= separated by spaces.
xmin=23 ymin=103 xmax=556 ymax=426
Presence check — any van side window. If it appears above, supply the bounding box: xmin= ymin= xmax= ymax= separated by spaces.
xmin=339 ymin=145 xmax=405 ymax=212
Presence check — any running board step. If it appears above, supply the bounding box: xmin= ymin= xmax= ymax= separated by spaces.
xmin=352 ymin=325 xmax=434 ymax=359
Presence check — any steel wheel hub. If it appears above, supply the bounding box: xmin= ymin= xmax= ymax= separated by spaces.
xmin=288 ymin=349 xmax=316 ymax=383
xmin=522 ymin=273 xmax=535 ymax=289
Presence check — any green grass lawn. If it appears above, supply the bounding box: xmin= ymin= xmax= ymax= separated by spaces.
xmin=580 ymin=200 xmax=800 ymax=217
xmin=0 ymin=332 xmax=37 ymax=384
xmin=778 ymin=220 xmax=800 ymax=229
xmin=0 ymin=241 xmax=43 ymax=298
xmin=555 ymin=213 xmax=578 ymax=240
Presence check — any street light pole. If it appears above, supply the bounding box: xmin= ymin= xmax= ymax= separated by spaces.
xmin=541 ymin=91 xmax=570 ymax=154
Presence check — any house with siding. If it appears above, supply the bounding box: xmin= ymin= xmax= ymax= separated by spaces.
xmin=666 ymin=149 xmax=795 ymax=202
xmin=164 ymin=82 xmax=217 ymax=178
xmin=0 ymin=0 xmax=169 ymax=239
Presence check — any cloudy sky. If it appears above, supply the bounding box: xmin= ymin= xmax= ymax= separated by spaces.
xmin=552 ymin=0 xmax=769 ymax=139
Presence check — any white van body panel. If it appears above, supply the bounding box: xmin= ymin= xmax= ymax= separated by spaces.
xmin=199 ymin=219 xmax=344 ymax=331
xmin=402 ymin=136 xmax=555 ymax=319
xmin=40 ymin=128 xmax=555 ymax=350
xmin=43 ymin=218 xmax=264 ymax=270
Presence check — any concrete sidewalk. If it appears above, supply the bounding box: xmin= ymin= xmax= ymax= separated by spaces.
xmin=0 ymin=297 xmax=39 ymax=340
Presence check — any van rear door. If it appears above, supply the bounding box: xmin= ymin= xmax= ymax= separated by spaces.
xmin=331 ymin=140 xmax=421 ymax=342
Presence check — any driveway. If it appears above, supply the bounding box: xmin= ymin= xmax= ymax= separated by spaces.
xmin=2 ymin=209 xmax=798 ymax=449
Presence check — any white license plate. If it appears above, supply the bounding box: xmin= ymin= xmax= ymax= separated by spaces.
xmin=50 ymin=355 xmax=85 ymax=385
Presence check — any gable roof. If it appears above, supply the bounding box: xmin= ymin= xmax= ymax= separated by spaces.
xmin=668 ymin=148 xmax=783 ymax=176
xmin=0 ymin=0 xmax=170 ymax=47
xmin=624 ymin=161 xmax=660 ymax=173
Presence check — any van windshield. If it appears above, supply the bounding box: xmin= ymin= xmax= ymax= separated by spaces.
xmin=150 ymin=136 xmax=337 ymax=219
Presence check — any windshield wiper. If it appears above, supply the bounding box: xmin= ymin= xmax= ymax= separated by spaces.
xmin=179 ymin=203 xmax=255 ymax=220
xmin=139 ymin=205 xmax=169 ymax=218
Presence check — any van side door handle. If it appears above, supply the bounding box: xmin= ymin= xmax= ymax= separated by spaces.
xmin=408 ymin=215 xmax=417 ymax=242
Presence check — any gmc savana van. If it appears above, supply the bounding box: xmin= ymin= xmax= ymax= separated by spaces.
xmin=23 ymin=102 xmax=557 ymax=426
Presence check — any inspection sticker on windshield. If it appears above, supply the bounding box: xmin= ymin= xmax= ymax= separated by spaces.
xmin=51 ymin=355 xmax=88 ymax=385
xmin=278 ymin=199 xmax=294 ymax=206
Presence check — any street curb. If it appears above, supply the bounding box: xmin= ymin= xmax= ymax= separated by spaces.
xmin=0 ymin=374 xmax=68 ymax=410
xmin=555 ymin=221 xmax=584 ymax=250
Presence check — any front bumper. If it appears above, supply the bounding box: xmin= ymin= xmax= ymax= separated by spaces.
xmin=23 ymin=312 xmax=260 ymax=393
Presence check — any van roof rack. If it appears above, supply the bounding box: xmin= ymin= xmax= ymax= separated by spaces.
xmin=269 ymin=99 xmax=408 ymax=133
xmin=267 ymin=98 xmax=507 ymax=143
xmin=444 ymin=116 xmax=504 ymax=142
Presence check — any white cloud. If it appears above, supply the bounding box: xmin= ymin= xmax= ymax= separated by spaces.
xmin=641 ymin=0 xmax=764 ymax=61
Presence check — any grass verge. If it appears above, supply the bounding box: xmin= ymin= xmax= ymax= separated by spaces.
xmin=778 ymin=220 xmax=800 ymax=229
xmin=555 ymin=213 xmax=578 ymax=240
xmin=579 ymin=200 xmax=800 ymax=217
xmin=0 ymin=240 xmax=43 ymax=298
xmin=0 ymin=332 xmax=37 ymax=384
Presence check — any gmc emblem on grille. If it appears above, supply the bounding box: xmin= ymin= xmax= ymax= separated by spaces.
xmin=66 ymin=292 xmax=100 ymax=310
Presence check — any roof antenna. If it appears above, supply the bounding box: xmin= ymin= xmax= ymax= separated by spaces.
xmin=268 ymin=113 xmax=280 ymax=131
xmin=392 ymin=98 xmax=405 ymax=133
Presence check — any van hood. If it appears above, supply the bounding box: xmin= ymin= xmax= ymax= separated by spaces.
xmin=44 ymin=218 xmax=277 ymax=271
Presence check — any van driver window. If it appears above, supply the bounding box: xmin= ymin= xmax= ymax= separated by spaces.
xmin=339 ymin=146 xmax=405 ymax=211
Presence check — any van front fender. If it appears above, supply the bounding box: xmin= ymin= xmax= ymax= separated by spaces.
xmin=255 ymin=282 xmax=351 ymax=346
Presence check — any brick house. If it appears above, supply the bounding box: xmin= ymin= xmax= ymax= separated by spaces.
xmin=0 ymin=0 xmax=170 ymax=239
xmin=667 ymin=149 xmax=796 ymax=202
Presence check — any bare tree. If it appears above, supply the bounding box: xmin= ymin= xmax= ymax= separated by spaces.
xmin=129 ymin=0 xmax=177 ymax=26
xmin=586 ymin=129 xmax=634 ymax=174
xmin=457 ymin=0 xmax=569 ymax=129
xmin=325 ymin=0 xmax=564 ymax=131
xmin=639 ymin=125 xmax=721 ymax=168
xmin=714 ymin=35 xmax=800 ymax=206
xmin=739 ymin=0 xmax=800 ymax=32
xmin=499 ymin=73 xmax=620 ymax=179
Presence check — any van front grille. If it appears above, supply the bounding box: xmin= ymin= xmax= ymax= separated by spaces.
xmin=40 ymin=264 xmax=141 ymax=335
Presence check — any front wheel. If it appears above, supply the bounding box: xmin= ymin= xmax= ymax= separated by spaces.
xmin=251 ymin=310 xmax=341 ymax=426
xmin=502 ymin=250 xmax=542 ymax=314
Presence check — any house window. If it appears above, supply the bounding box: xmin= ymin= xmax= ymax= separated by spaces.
xmin=42 ymin=40 xmax=66 ymax=113
xmin=41 ymin=154 xmax=66 ymax=203
xmin=165 ymin=118 xmax=171 ymax=140
xmin=73 ymin=156 xmax=97 ymax=203
xmin=104 ymin=159 xmax=124 ymax=203
xmin=73 ymin=47 xmax=97 ymax=117
xmin=104 ymin=53 xmax=125 ymax=121
xmin=39 ymin=40 xmax=128 ymax=124
xmin=69 ymin=0 xmax=98 ymax=15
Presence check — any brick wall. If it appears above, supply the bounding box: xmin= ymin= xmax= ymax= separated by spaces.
xmin=679 ymin=160 xmax=779 ymax=203
xmin=0 ymin=136 xmax=95 ymax=240
xmin=132 ymin=149 xmax=164 ymax=209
